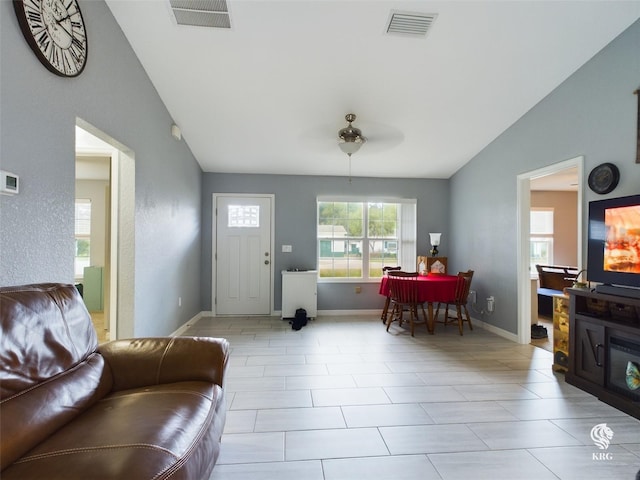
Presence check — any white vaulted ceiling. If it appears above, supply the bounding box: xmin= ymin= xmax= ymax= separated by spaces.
xmin=105 ymin=1 xmax=640 ymax=179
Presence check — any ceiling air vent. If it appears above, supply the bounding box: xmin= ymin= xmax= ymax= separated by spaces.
xmin=169 ymin=0 xmax=230 ymax=29
xmin=386 ymin=11 xmax=437 ymax=37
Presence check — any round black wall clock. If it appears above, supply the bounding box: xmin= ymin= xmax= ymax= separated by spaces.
xmin=13 ymin=0 xmax=88 ymax=77
xmin=588 ymin=162 xmax=620 ymax=195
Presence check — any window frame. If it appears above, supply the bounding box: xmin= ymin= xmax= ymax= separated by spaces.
xmin=74 ymin=198 xmax=92 ymax=279
xmin=317 ymin=197 xmax=417 ymax=283
xmin=530 ymin=207 xmax=554 ymax=273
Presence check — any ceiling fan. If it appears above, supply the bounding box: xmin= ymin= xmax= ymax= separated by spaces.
xmin=335 ymin=113 xmax=404 ymax=181
xmin=298 ymin=113 xmax=405 ymax=181
xmin=335 ymin=113 xmax=405 ymax=155
xmin=338 ymin=113 xmax=367 ymax=157
xmin=300 ymin=113 xmax=404 ymax=154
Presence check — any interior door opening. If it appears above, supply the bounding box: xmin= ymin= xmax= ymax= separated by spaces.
xmin=517 ymin=157 xmax=583 ymax=349
xmin=75 ymin=119 xmax=135 ymax=340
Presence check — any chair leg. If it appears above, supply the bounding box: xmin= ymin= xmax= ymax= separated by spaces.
xmin=381 ymin=296 xmax=391 ymax=323
xmin=409 ymin=304 xmax=417 ymax=337
xmin=386 ymin=303 xmax=406 ymax=331
xmin=385 ymin=303 xmax=397 ymax=331
xmin=396 ymin=304 xmax=404 ymax=328
xmin=464 ymin=305 xmax=473 ymax=330
xmin=419 ymin=304 xmax=429 ymax=333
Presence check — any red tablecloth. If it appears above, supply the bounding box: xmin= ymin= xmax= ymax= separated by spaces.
xmin=379 ymin=274 xmax=458 ymax=303
xmin=380 ymin=274 xmax=458 ymax=334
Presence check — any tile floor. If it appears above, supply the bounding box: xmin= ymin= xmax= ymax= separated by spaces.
xmin=531 ymin=317 xmax=553 ymax=352
xmin=181 ymin=314 xmax=640 ymax=480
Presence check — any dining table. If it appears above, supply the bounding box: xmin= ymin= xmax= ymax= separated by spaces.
xmin=379 ymin=273 xmax=459 ymax=333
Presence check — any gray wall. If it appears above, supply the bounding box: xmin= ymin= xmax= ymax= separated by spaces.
xmin=0 ymin=1 xmax=203 ymax=337
xmin=201 ymin=174 xmax=449 ymax=312
xmin=2 ymin=0 xmax=637 ymax=339
xmin=450 ymin=19 xmax=640 ymax=334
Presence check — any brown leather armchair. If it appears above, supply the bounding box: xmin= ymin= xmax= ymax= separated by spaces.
xmin=0 ymin=283 xmax=229 ymax=480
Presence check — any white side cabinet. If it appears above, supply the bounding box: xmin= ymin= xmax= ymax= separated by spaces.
xmin=281 ymin=270 xmax=317 ymax=319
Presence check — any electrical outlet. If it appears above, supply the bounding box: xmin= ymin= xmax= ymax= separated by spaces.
xmin=178 ymin=297 xmax=182 ymax=307
xmin=355 ymin=286 xmax=362 ymax=294
xmin=487 ymin=296 xmax=495 ymax=313
xmin=469 ymin=290 xmax=477 ymax=304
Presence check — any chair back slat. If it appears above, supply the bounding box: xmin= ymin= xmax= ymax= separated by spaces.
xmin=385 ymin=273 xmax=428 ymax=337
xmin=388 ymin=275 xmax=420 ymax=304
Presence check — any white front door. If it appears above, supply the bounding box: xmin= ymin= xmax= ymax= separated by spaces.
xmin=215 ymin=195 xmax=272 ymax=315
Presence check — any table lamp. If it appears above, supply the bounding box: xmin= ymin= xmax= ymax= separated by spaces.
xmin=429 ymin=233 xmax=441 ymax=256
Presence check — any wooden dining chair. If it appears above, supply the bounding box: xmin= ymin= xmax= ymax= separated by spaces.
xmin=385 ymin=273 xmax=428 ymax=337
xmin=380 ymin=266 xmax=402 ymax=322
xmin=435 ymin=270 xmax=474 ymax=335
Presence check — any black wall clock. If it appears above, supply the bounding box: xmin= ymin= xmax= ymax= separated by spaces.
xmin=588 ymin=162 xmax=620 ymax=195
xmin=13 ymin=0 xmax=88 ymax=77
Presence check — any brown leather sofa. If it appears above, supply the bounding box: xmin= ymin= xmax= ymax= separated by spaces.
xmin=0 ymin=283 xmax=229 ymax=480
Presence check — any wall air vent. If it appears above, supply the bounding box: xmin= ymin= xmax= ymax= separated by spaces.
xmin=169 ymin=0 xmax=230 ymax=29
xmin=386 ymin=11 xmax=437 ymax=37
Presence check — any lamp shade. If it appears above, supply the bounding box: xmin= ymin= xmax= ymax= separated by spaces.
xmin=338 ymin=140 xmax=363 ymax=155
xmin=429 ymin=233 xmax=441 ymax=246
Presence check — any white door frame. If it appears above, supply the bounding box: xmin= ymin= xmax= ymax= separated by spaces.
xmin=76 ymin=119 xmax=135 ymax=340
xmin=211 ymin=193 xmax=275 ymax=316
xmin=516 ymin=156 xmax=584 ymax=344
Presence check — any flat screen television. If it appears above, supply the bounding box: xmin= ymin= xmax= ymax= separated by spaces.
xmin=587 ymin=194 xmax=640 ymax=295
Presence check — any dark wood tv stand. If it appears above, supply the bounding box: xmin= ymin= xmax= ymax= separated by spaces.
xmin=565 ymin=287 xmax=640 ymax=420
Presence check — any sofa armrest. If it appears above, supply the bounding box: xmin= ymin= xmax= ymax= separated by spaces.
xmin=98 ymin=336 xmax=229 ymax=392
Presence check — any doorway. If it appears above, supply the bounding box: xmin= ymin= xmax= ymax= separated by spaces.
xmin=516 ymin=156 xmax=583 ymax=346
xmin=75 ymin=150 xmax=110 ymax=341
xmin=213 ymin=194 xmax=274 ymax=315
xmin=75 ymin=120 xmax=135 ymax=340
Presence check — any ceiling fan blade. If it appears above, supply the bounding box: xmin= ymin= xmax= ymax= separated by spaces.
xmin=298 ymin=119 xmax=405 ymax=155
xmin=354 ymin=121 xmax=404 ymax=154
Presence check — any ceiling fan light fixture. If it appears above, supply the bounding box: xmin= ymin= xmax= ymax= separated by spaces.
xmin=338 ymin=113 xmax=366 ymax=155
xmin=338 ymin=139 xmax=364 ymax=155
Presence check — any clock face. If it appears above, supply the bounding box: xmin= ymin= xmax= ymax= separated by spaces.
xmin=588 ymin=163 xmax=620 ymax=195
xmin=13 ymin=0 xmax=88 ymax=77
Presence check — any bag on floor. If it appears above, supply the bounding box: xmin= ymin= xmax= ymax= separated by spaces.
xmin=291 ymin=308 xmax=308 ymax=330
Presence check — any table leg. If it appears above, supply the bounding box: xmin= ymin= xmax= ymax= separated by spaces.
xmin=427 ymin=302 xmax=435 ymax=334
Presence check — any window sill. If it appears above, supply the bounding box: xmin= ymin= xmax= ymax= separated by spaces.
xmin=317 ymin=278 xmax=382 ymax=284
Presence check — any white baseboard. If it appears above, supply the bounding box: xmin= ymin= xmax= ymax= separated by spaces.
xmin=171 ymin=311 xmax=209 ymax=336
xmin=277 ymin=309 xmax=382 ymax=318
xmin=471 ymin=316 xmax=519 ymax=343
xmin=317 ymin=309 xmax=381 ymax=316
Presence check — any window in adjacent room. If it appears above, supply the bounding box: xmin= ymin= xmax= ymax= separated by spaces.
xmin=530 ymin=208 xmax=554 ymax=272
xmin=317 ymin=198 xmax=416 ymax=280
xmin=75 ymin=199 xmax=91 ymax=278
